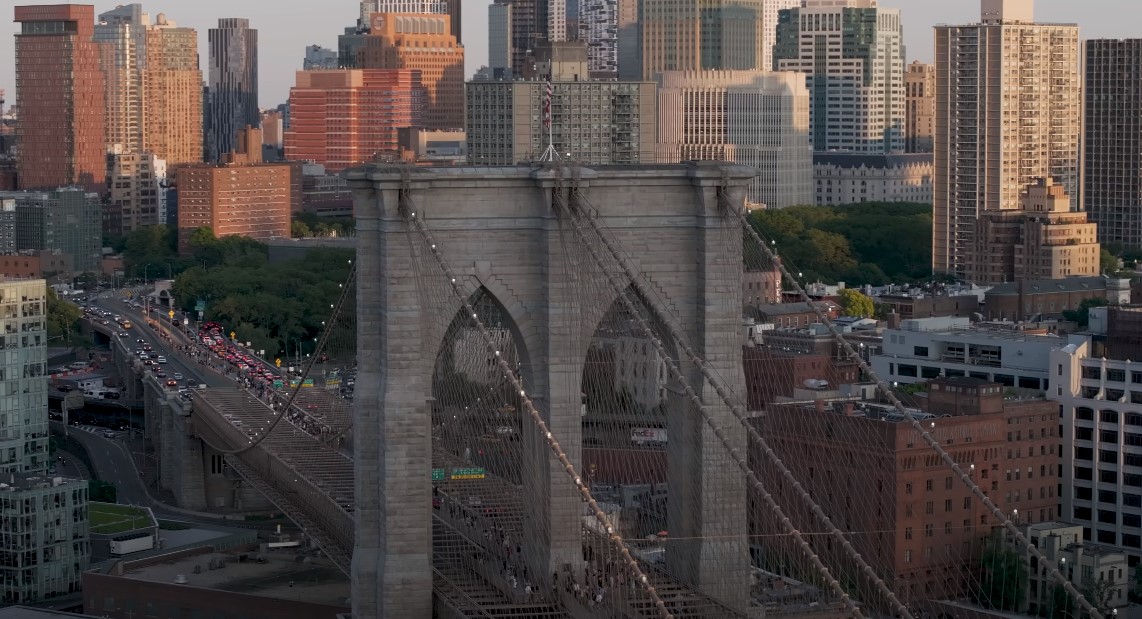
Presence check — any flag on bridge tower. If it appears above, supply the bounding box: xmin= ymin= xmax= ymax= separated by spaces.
xmin=543 ymin=80 xmax=553 ymax=129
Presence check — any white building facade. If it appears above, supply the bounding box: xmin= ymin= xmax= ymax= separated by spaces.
xmin=813 ymin=153 xmax=933 ymax=205
xmin=773 ymin=0 xmax=905 ymax=154
xmin=1053 ymin=323 xmax=1142 ymax=562
xmin=871 ymin=317 xmax=1065 ymax=391
xmin=657 ymin=70 xmax=812 ymax=208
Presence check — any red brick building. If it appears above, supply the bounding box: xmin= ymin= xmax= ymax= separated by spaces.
xmin=751 ymin=377 xmax=1059 ymax=609
xmin=742 ymin=346 xmax=859 ymax=410
xmin=176 ymin=128 xmax=298 ymax=253
xmin=14 ymin=5 xmax=106 ymax=193
xmin=284 ymin=69 xmax=424 ymax=172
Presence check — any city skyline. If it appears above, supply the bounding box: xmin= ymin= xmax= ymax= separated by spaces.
xmin=0 ymin=0 xmax=1137 ymax=109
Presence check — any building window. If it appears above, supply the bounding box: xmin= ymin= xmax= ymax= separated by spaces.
xmin=905 ymin=527 xmax=913 ymax=540
xmin=913 ymin=346 xmax=929 ymax=357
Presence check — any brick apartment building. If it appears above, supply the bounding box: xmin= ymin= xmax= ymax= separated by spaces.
xmin=176 ymin=127 xmax=299 ymax=253
xmin=742 ymin=346 xmax=859 ymax=410
xmin=751 ymin=377 xmax=1058 ymax=609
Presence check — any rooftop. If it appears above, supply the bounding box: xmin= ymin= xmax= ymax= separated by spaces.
xmin=812 ymin=152 xmax=933 ymax=169
xmin=0 ymin=473 xmax=85 ymax=493
xmin=987 ymin=276 xmax=1110 ymax=296
xmin=117 ymin=550 xmax=351 ymax=607
xmin=89 ymin=503 xmax=154 ymax=535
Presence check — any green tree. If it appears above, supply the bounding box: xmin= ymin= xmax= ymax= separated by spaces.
xmin=46 ymin=289 xmax=83 ymax=345
xmin=1082 ymin=576 xmax=1118 ymax=617
xmin=89 ymin=480 xmax=117 ymax=503
xmin=837 ymin=288 xmax=875 ymax=318
xmin=1101 ymin=248 xmax=1121 ymax=275
xmin=974 ymin=532 xmax=1027 ymax=611
xmin=747 ymin=202 xmax=934 ymax=285
xmin=291 ymin=220 xmax=312 ymax=238
xmin=1061 ymin=297 xmax=1110 ymax=327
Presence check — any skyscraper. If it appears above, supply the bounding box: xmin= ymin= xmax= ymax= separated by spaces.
xmin=578 ymin=0 xmax=619 ymax=78
xmin=361 ymin=12 xmax=464 ymax=130
xmin=774 ymin=0 xmax=905 ymax=154
xmin=1083 ymin=39 xmax=1142 ymax=252
xmin=905 ymin=61 xmax=935 ymax=154
xmin=285 ymin=69 xmax=424 ymax=171
xmin=206 ymin=18 xmax=259 ymax=163
xmin=488 ymin=2 xmax=513 ymax=76
xmin=95 ymin=5 xmax=203 ymax=165
xmin=933 ymin=0 xmax=1081 ymax=278
xmin=13 ymin=5 xmax=106 ymax=193
xmin=656 ymin=70 xmax=812 ymax=209
xmin=761 ymin=0 xmax=799 ymax=71
xmin=640 ymin=0 xmax=767 ymax=80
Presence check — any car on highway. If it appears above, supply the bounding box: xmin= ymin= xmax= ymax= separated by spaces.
xmin=173 ymin=373 xmax=184 ymax=380
xmin=157 ymin=357 xmax=167 ymax=364
xmin=136 ymin=338 xmax=145 ymax=344
xmin=101 ymin=431 xmax=116 ymax=439
xmin=165 ymin=379 xmax=178 ymax=387
xmin=118 ymin=332 xmax=129 ymax=338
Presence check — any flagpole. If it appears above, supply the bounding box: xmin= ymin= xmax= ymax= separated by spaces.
xmin=540 ymin=77 xmax=559 ymax=162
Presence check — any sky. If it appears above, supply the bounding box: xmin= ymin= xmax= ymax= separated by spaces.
xmin=0 ymin=0 xmax=1138 ymax=109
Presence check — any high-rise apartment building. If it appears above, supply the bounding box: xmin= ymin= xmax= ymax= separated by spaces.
xmin=177 ymin=128 xmax=296 ymax=253
xmin=360 ymin=13 xmax=464 ymax=130
xmin=466 ymin=79 xmax=656 ymax=165
xmin=578 ymin=0 xmax=619 ymax=78
xmin=933 ymin=0 xmax=1081 ymax=278
xmin=0 ymin=474 xmax=90 ymax=605
xmin=656 ymin=70 xmax=812 ymax=208
xmin=905 ymin=61 xmax=935 ymax=154
xmin=13 ymin=5 xmax=106 ymax=193
xmin=106 ymin=147 xmax=167 ymax=235
xmin=1084 ymin=39 xmax=1142 ymax=252
xmin=974 ymin=177 xmax=1100 ymax=285
xmin=206 ymin=18 xmax=259 ymax=163
xmin=761 ymin=0 xmax=799 ymax=70
xmin=774 ymin=0 xmax=905 ymax=154
xmin=0 ymin=189 xmax=102 ymax=273
xmin=285 ymin=69 xmax=424 ymax=172
xmin=488 ymin=2 xmax=513 ymax=76
xmin=360 ymin=0 xmax=461 ymax=41
xmin=0 ymin=277 xmax=51 ymax=474
xmin=95 ymin=5 xmax=203 ymax=165
xmin=640 ymin=0 xmax=767 ymax=80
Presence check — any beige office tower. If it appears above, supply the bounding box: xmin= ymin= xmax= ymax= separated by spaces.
xmin=96 ymin=5 xmax=203 ymax=165
xmin=905 ymin=61 xmax=935 ymax=153
xmin=933 ymin=0 xmax=1081 ymax=279
xmin=657 ymin=70 xmax=812 ymax=209
xmin=640 ymin=0 xmax=767 ymax=80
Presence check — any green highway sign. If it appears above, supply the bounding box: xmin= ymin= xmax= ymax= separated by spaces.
xmin=450 ymin=467 xmax=486 ymax=480
xmin=272 ymin=380 xmax=284 ymax=390
xmin=431 ymin=468 xmax=445 ymax=481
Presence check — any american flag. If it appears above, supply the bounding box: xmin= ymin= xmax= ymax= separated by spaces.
xmin=543 ymin=80 xmax=553 ymax=129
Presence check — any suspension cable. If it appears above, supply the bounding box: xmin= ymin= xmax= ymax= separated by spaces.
xmin=555 ymin=184 xmax=865 ymax=617
xmin=567 ymin=184 xmax=909 ymax=618
xmin=735 ymin=208 xmax=1105 ymax=619
xmin=206 ymin=264 xmax=357 ymax=455
xmin=398 ymin=187 xmax=675 ymax=619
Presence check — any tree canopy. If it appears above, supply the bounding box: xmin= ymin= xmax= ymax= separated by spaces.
xmin=1061 ymin=297 xmax=1109 ymax=327
xmin=837 ymin=289 xmax=875 ymax=318
xmin=170 ymin=236 xmax=353 ymax=362
xmin=47 ymin=288 xmax=85 ymax=347
xmin=974 ymin=532 xmax=1027 ymax=612
xmin=747 ymin=202 xmax=932 ymax=285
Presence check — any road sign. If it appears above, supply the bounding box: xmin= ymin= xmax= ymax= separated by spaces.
xmin=431 ymin=468 xmax=445 ymax=481
xmin=274 ymin=358 xmax=281 ymax=368
xmin=230 ymin=331 xmax=236 ymax=340
xmin=450 ymin=467 xmax=486 ymax=480
xmin=272 ymin=379 xmax=284 ymax=390
xmin=194 ymin=299 xmax=206 ymax=312
xmin=167 ymin=310 xmax=174 ymax=319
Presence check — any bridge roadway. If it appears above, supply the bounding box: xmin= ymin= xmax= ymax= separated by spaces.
xmin=82 ymin=293 xmax=778 ymax=618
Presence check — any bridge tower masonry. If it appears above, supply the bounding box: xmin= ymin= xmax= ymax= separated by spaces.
xmin=346 ymin=163 xmax=755 ymax=618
